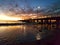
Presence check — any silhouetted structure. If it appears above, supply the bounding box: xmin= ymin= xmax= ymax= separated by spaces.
xmin=19 ymin=16 xmax=60 ymax=24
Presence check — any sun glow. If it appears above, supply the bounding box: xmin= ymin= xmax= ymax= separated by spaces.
xmin=0 ymin=13 xmax=22 ymax=21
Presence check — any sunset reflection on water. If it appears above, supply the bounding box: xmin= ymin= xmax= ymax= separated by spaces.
xmin=0 ymin=24 xmax=60 ymax=44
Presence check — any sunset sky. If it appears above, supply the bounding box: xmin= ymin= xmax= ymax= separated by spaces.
xmin=0 ymin=0 xmax=60 ymax=21
xmin=0 ymin=0 xmax=58 ymax=9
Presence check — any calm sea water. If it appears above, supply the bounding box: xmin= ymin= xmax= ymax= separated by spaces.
xmin=0 ymin=24 xmax=60 ymax=44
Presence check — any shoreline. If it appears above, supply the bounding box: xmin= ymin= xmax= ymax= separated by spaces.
xmin=0 ymin=23 xmax=59 ymax=26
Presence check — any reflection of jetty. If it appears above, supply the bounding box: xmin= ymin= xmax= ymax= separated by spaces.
xmin=19 ymin=17 xmax=60 ymax=24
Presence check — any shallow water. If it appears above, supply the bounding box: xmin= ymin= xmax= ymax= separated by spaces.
xmin=0 ymin=24 xmax=60 ymax=44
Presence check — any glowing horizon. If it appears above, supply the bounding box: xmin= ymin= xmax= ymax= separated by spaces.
xmin=0 ymin=13 xmax=22 ymax=21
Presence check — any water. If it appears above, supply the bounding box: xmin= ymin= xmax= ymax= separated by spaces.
xmin=0 ymin=24 xmax=60 ymax=44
